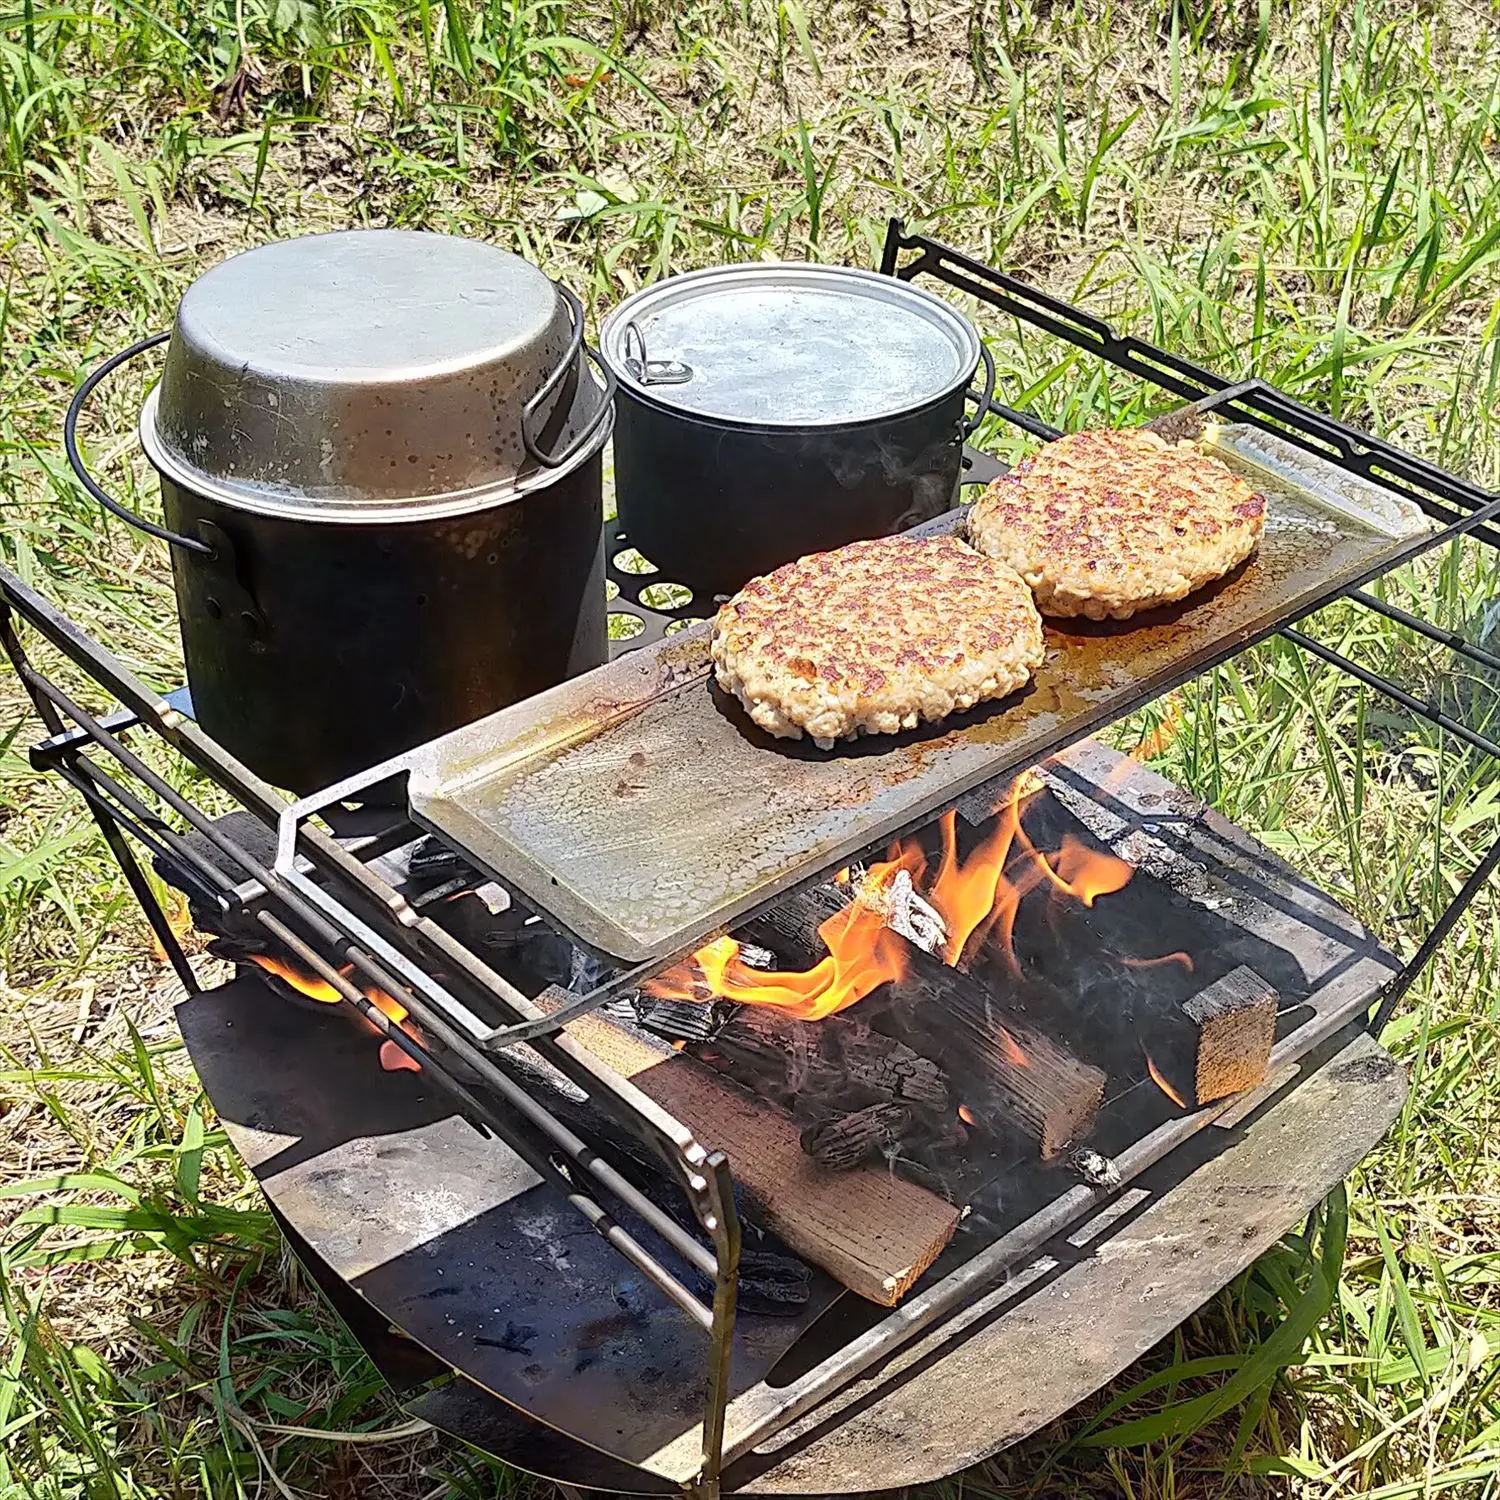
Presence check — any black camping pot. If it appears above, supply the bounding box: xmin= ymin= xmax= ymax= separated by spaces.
xmin=599 ymin=263 xmax=993 ymax=598
xmin=66 ymin=230 xmax=615 ymax=795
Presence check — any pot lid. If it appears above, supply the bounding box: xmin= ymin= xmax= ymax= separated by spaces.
xmin=599 ymin=263 xmax=981 ymax=428
xmin=143 ymin=229 xmax=606 ymax=519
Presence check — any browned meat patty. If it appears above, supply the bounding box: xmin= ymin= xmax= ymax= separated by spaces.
xmin=966 ymin=428 xmax=1266 ymax=620
xmin=711 ymin=534 xmax=1044 ymax=749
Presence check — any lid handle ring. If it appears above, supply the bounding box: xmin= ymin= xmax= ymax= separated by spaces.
xmin=621 ymin=320 xmax=693 ymax=387
xmin=522 ymin=286 xmax=617 ymax=471
xmin=65 ymin=331 xmax=215 ymax=556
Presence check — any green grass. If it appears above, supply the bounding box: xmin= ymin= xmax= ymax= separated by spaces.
xmin=4 ymin=1 xmax=1500 ymax=1495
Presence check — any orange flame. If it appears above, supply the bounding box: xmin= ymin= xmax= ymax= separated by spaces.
xmin=648 ymin=768 xmax=1148 ymax=1016
xmin=1145 ymin=1052 xmax=1188 ymax=1108
xmin=1121 ymin=951 xmax=1195 ymax=973
xmin=996 ymin=1025 xmax=1030 ymax=1068
xmin=644 ymin=899 xmax=909 ymax=1021
xmin=249 ymin=953 xmax=424 ymax=1072
xmin=957 ymin=1103 xmax=976 ymax=1125
xmin=1128 ymin=698 xmax=1182 ymax=763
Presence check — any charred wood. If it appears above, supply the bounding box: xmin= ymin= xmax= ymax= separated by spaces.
xmin=872 ymin=943 xmax=1106 ymax=1159
xmin=801 ymin=1103 xmax=912 ymax=1171
xmin=735 ymin=883 xmax=850 ymax=970
xmin=701 ymin=1008 xmax=950 ymax=1114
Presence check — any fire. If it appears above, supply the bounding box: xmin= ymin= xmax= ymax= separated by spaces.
xmin=996 ymin=1025 xmax=1029 ymax=1068
xmin=957 ymin=1103 xmax=976 ymax=1125
xmin=249 ymin=953 xmax=424 ymax=1072
xmin=648 ymin=767 xmax=1150 ymax=1017
xmin=644 ymin=900 xmax=908 ymax=1021
xmin=1121 ymin=951 xmax=1195 ymax=972
xmin=1145 ymin=1051 xmax=1188 ymax=1108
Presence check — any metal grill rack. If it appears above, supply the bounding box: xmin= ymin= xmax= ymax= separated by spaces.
xmin=3 ymin=218 xmax=1498 ymax=1494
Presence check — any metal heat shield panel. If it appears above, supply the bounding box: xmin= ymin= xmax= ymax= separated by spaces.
xmin=178 ymin=977 xmax=842 ymax=1478
xmin=407 ymin=426 xmax=1431 ymax=963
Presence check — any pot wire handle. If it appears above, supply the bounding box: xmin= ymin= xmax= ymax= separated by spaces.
xmin=522 ymin=286 xmax=617 ymax=470
xmin=64 ymin=330 xmax=214 ymax=557
xmin=960 ymin=342 xmax=997 ymax=442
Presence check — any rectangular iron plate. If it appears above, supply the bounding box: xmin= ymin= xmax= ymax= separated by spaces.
xmin=407 ymin=427 xmax=1430 ymax=963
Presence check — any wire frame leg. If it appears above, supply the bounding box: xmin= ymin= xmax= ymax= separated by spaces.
xmin=83 ymin=779 xmax=200 ymax=994
xmin=1371 ymin=825 xmax=1500 ymax=1036
xmin=0 ymin=602 xmax=199 ymax=994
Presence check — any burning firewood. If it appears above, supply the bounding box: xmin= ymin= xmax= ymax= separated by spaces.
xmin=801 ymin=1102 xmax=913 ymax=1171
xmin=735 ymin=878 xmax=1106 ymax=1160
xmin=873 ymin=944 xmax=1106 ymax=1160
xmin=736 ymin=874 xmax=946 ymax=967
xmin=1144 ymin=964 xmax=1278 ymax=1107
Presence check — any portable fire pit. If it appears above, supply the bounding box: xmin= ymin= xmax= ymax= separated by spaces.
xmin=6 ymin=222 xmax=1500 ymax=1496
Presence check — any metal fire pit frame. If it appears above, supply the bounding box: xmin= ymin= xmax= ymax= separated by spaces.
xmin=2 ymin=217 xmax=1497 ymax=1494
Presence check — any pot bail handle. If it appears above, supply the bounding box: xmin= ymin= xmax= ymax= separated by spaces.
xmin=522 ymin=286 xmax=618 ymax=470
xmin=959 ymin=342 xmax=997 ymax=441
xmin=64 ymin=330 xmax=214 ymax=557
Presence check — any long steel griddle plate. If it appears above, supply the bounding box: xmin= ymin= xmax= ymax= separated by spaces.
xmin=407 ymin=424 xmax=1432 ymax=964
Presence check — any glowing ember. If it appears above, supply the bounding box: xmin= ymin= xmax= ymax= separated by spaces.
xmin=1146 ymin=1051 xmax=1188 ymax=1108
xmin=957 ymin=1103 xmax=976 ymax=1125
xmin=644 ymin=901 xmax=909 ymax=1021
xmin=649 ymin=767 xmax=1152 ymax=1016
xmin=249 ymin=952 xmax=424 ymax=1072
xmin=1121 ymin=951 xmax=1195 ymax=973
xmin=379 ymin=1040 xmax=421 ymax=1073
xmin=997 ymin=1025 xmax=1029 ymax=1068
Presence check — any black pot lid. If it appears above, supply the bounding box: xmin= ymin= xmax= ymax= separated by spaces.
xmin=599 ymin=262 xmax=981 ymax=428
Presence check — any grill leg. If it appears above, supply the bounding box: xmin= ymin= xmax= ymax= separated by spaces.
xmin=0 ymin=602 xmax=198 ymax=994
xmin=1371 ymin=823 xmax=1500 ymax=1035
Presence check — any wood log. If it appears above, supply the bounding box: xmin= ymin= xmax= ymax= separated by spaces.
xmin=1146 ymin=965 xmax=1277 ymax=1105
xmin=738 ymin=883 xmax=1105 ymax=1158
xmin=537 ymin=991 xmax=961 ymax=1306
xmin=736 ymin=883 xmax=852 ymax=969
xmin=873 ymin=944 xmax=1106 ymax=1159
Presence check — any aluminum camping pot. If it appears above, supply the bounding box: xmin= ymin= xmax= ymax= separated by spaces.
xmin=65 ymin=230 xmax=614 ymax=795
xmin=599 ymin=263 xmax=993 ymax=598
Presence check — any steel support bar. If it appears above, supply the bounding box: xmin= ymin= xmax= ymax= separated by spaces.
xmin=1370 ymin=826 xmax=1500 ymax=1036
xmin=1281 ymin=627 xmax=1500 ymax=762
xmin=1349 ymin=589 xmax=1500 ymax=677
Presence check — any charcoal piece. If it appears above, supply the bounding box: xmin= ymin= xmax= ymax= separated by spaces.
xmin=407 ymin=835 xmax=475 ymax=884
xmin=634 ymin=997 xmax=739 ymax=1044
xmin=722 ymin=1249 xmax=813 ymax=1316
xmin=801 ymin=1103 xmax=912 ymax=1171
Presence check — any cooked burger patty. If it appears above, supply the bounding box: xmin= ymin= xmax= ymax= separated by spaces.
xmin=711 ymin=534 xmax=1045 ymax=749
xmin=966 ymin=428 xmax=1267 ymax=620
